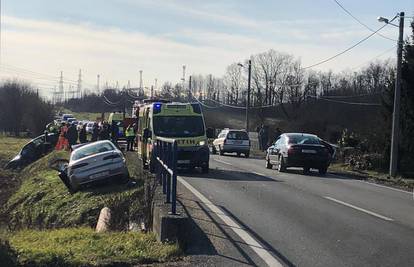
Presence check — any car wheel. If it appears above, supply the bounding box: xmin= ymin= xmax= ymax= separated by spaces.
xmin=119 ymin=171 xmax=130 ymax=184
xmin=219 ymin=146 xmax=224 ymax=156
xmin=266 ymin=158 xmax=272 ymax=169
xmin=303 ymin=167 xmax=310 ymax=174
xmin=319 ymin=167 xmax=328 ymax=176
xmin=212 ymin=145 xmax=217 ymax=154
xmin=244 ymin=152 xmax=250 ymax=158
xmin=278 ymin=156 xmax=287 ymax=172
xmin=237 ymin=152 xmax=241 ymax=157
xmin=201 ymin=164 xmax=209 ymax=174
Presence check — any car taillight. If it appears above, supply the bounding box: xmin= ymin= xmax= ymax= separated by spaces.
xmin=223 ymin=139 xmax=227 ymax=145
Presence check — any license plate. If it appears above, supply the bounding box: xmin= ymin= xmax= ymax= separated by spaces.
xmin=90 ymin=171 xmax=109 ymax=179
xmin=177 ymin=160 xmax=190 ymax=164
xmin=234 ymin=140 xmax=242 ymax=144
xmin=302 ymin=149 xmax=316 ymax=154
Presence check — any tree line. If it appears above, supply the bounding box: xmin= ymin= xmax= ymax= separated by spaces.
xmin=0 ymin=81 xmax=54 ymax=136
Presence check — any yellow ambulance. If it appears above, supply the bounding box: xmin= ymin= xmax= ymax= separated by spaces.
xmin=137 ymin=100 xmax=213 ymax=173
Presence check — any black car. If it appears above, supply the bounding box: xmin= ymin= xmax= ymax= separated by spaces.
xmin=265 ymin=133 xmax=333 ymax=175
xmin=5 ymin=133 xmax=58 ymax=169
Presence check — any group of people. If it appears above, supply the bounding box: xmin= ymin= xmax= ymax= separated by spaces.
xmin=54 ymin=120 xmax=136 ymax=151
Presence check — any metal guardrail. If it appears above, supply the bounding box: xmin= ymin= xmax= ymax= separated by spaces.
xmin=154 ymin=137 xmax=178 ymax=214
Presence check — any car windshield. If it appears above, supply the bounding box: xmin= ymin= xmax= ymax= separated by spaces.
xmin=153 ymin=116 xmax=205 ymax=137
xmin=288 ymin=134 xmax=320 ymax=145
xmin=71 ymin=142 xmax=115 ymax=161
xmin=227 ymin=131 xmax=249 ymax=140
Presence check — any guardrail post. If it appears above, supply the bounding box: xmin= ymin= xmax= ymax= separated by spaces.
xmin=154 ymin=137 xmax=179 ymax=214
xmin=171 ymin=141 xmax=178 ymax=215
xmin=162 ymin=141 xmax=167 ymax=194
xmin=156 ymin=140 xmax=161 ymax=185
xmin=165 ymin=142 xmax=172 ymax=203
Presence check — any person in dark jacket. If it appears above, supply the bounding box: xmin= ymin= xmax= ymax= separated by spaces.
xmin=99 ymin=123 xmax=110 ymax=140
xmin=79 ymin=123 xmax=87 ymax=143
xmin=91 ymin=123 xmax=99 ymax=142
xmin=111 ymin=122 xmax=119 ymax=144
xmin=66 ymin=123 xmax=78 ymax=149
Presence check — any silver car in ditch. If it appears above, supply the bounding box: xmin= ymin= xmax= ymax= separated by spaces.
xmin=67 ymin=140 xmax=129 ymax=191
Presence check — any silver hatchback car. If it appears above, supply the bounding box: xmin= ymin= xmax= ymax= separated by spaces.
xmin=212 ymin=129 xmax=250 ymax=158
xmin=66 ymin=140 xmax=129 ymax=191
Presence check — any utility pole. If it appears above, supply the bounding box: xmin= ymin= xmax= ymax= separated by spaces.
xmin=182 ymin=65 xmax=186 ymax=98
xmin=77 ymin=69 xmax=82 ymax=99
xmin=97 ymin=74 xmax=100 ymax=94
xmin=188 ymin=75 xmax=192 ymax=102
xmin=59 ymin=71 xmax=64 ymax=103
xmin=127 ymin=80 xmax=131 ymax=89
xmin=246 ymin=59 xmax=252 ymax=131
xmin=389 ymin=12 xmax=405 ymax=177
xmin=151 ymin=85 xmax=154 ymax=98
xmin=139 ymin=70 xmax=143 ymax=95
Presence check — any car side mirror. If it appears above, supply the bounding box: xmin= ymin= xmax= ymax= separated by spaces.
xmin=206 ymin=128 xmax=215 ymax=139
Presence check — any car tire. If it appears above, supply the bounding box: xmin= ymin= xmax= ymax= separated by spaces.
xmin=201 ymin=164 xmax=209 ymax=174
xmin=219 ymin=146 xmax=224 ymax=156
xmin=237 ymin=152 xmax=241 ymax=157
xmin=278 ymin=156 xmax=287 ymax=172
xmin=319 ymin=167 xmax=328 ymax=176
xmin=266 ymin=158 xmax=272 ymax=169
xmin=303 ymin=167 xmax=310 ymax=174
xmin=212 ymin=145 xmax=217 ymax=154
xmin=244 ymin=152 xmax=250 ymax=158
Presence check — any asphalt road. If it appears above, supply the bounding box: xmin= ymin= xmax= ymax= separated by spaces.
xmin=178 ymin=154 xmax=414 ymax=267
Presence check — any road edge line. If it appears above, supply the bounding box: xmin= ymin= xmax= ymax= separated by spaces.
xmin=178 ymin=176 xmax=283 ymax=267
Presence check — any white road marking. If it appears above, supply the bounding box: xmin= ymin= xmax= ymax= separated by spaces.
xmin=324 ymin=196 xmax=394 ymax=221
xmin=355 ymin=180 xmax=412 ymax=195
xmin=214 ymin=158 xmax=233 ymax=166
xmin=178 ymin=176 xmax=283 ymax=267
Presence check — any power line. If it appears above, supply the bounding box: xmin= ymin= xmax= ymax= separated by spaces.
xmin=350 ymin=45 xmax=396 ymax=70
xmin=332 ymin=0 xmax=397 ymax=42
xmin=302 ymin=15 xmax=397 ymax=70
xmin=308 ymin=95 xmax=381 ymax=106
xmin=320 ymin=92 xmax=381 ymax=99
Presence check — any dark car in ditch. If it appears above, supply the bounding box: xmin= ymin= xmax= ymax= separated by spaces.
xmin=265 ymin=133 xmax=334 ymax=175
xmin=5 ymin=133 xmax=58 ymax=169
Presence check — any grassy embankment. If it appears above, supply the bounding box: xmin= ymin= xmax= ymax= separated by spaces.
xmin=329 ymin=162 xmax=414 ymax=191
xmin=0 ymin=135 xmax=180 ymax=266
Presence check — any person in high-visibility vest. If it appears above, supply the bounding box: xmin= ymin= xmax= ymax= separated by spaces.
xmin=125 ymin=124 xmax=135 ymax=151
xmin=55 ymin=122 xmax=69 ymax=150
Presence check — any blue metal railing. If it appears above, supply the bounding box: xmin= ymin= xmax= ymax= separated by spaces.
xmin=154 ymin=137 xmax=178 ymax=214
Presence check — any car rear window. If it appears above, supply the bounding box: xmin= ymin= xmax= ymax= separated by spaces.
xmin=227 ymin=131 xmax=249 ymax=140
xmin=71 ymin=142 xmax=115 ymax=161
xmin=288 ymin=135 xmax=320 ymax=145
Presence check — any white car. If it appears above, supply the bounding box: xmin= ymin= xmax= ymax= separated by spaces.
xmin=86 ymin=122 xmax=95 ymax=134
xmin=55 ymin=140 xmax=129 ymax=192
xmin=212 ymin=129 xmax=250 ymax=158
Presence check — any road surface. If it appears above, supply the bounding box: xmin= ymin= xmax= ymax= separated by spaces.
xmin=178 ymin=154 xmax=414 ymax=267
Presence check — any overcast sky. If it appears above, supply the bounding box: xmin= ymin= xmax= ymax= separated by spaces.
xmin=0 ymin=0 xmax=413 ymax=97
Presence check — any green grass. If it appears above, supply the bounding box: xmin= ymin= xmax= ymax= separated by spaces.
xmin=9 ymin=227 xmax=180 ymax=266
xmin=329 ymin=162 xmax=414 ymax=191
xmin=2 ymin=150 xmax=146 ymax=230
xmin=0 ymin=135 xmax=31 ymax=167
xmin=0 ymin=136 xmax=181 ymax=266
xmin=58 ymin=108 xmax=107 ymax=122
